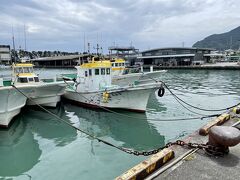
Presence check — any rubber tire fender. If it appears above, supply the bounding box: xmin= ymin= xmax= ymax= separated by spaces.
xmin=158 ymin=87 xmax=165 ymax=97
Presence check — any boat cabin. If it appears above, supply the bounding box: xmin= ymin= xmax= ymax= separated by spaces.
xmin=75 ymin=59 xmax=112 ymax=92
xmin=12 ymin=63 xmax=40 ymax=84
xmin=111 ymin=58 xmax=126 ymax=76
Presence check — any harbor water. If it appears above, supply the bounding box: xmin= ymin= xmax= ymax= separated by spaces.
xmin=0 ymin=68 xmax=239 ymax=179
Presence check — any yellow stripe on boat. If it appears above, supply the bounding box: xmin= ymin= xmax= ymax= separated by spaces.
xmin=112 ymin=67 xmax=126 ymax=71
xmin=114 ymin=59 xmax=125 ymax=63
xmin=80 ymin=61 xmax=111 ymax=68
xmin=16 ymin=73 xmax=35 ymax=77
xmin=13 ymin=63 xmax=34 ymax=67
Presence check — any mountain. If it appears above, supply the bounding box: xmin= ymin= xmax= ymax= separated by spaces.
xmin=193 ymin=26 xmax=240 ymax=50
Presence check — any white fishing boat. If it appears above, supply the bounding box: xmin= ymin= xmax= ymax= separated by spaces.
xmin=64 ymin=59 xmax=163 ymax=112
xmin=0 ymin=78 xmax=27 ymax=127
xmin=12 ymin=62 xmax=66 ymax=107
xmin=111 ymin=58 xmax=167 ymax=86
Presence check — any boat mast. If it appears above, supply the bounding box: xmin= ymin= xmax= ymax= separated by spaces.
xmin=24 ymin=24 xmax=27 ymax=51
xmin=12 ymin=26 xmax=16 ymax=63
xmin=83 ymin=32 xmax=86 ymax=53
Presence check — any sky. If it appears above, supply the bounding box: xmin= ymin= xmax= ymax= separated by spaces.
xmin=0 ymin=0 xmax=240 ymax=53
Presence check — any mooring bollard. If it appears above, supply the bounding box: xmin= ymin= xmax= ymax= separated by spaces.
xmin=208 ymin=126 xmax=240 ymax=154
xmin=233 ymin=105 xmax=240 ymax=114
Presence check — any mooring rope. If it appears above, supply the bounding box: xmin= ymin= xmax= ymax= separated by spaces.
xmin=11 ymin=84 xmax=233 ymax=157
xmin=63 ymin=80 xmax=220 ymax=121
xmin=139 ymin=73 xmax=240 ymax=112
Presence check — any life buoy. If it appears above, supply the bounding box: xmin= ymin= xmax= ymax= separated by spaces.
xmin=158 ymin=87 xmax=165 ymax=97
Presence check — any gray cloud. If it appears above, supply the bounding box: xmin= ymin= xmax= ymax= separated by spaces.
xmin=0 ymin=0 xmax=240 ymax=52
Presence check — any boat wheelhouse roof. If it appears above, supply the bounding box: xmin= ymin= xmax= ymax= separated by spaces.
xmin=13 ymin=63 xmax=34 ymax=67
xmin=80 ymin=61 xmax=111 ymax=69
xmin=113 ymin=59 xmax=125 ymax=63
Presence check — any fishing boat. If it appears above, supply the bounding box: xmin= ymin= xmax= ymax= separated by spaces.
xmin=11 ymin=62 xmax=66 ymax=107
xmin=60 ymin=57 xmax=166 ymax=87
xmin=111 ymin=58 xmax=167 ymax=86
xmin=0 ymin=78 xmax=27 ymax=127
xmin=63 ymin=58 xmax=163 ymax=112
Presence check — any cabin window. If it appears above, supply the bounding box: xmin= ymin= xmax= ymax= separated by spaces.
xmin=85 ymin=71 xmax=88 ymax=77
xmin=95 ymin=69 xmax=99 ymax=75
xmin=106 ymin=68 xmax=110 ymax=75
xmin=112 ymin=63 xmax=114 ymax=67
xmin=28 ymin=78 xmax=34 ymax=82
xmin=122 ymin=63 xmax=125 ymax=66
xmin=89 ymin=69 xmax=92 ymax=76
xmin=115 ymin=63 xmax=119 ymax=67
xmin=15 ymin=68 xmax=24 ymax=74
xmin=24 ymin=67 xmax=33 ymax=73
xmin=101 ymin=68 xmax=105 ymax=75
xmin=34 ymin=77 xmax=39 ymax=82
xmin=18 ymin=77 xmax=28 ymax=83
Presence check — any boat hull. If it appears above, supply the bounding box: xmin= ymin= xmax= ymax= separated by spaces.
xmin=25 ymin=82 xmax=66 ymax=107
xmin=64 ymin=84 xmax=160 ymax=112
xmin=0 ymin=87 xmax=27 ymax=127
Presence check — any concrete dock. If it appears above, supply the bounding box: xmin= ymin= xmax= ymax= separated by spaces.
xmin=116 ymin=108 xmax=240 ymax=180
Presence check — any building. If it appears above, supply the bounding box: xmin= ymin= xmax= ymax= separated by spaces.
xmin=136 ymin=47 xmax=213 ymax=66
xmin=108 ymin=46 xmax=139 ymax=65
xmin=32 ymin=54 xmax=93 ymax=68
xmin=0 ymin=45 xmax=11 ymax=64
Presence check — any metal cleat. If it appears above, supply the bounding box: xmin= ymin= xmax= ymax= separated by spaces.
xmin=208 ymin=126 xmax=240 ymax=154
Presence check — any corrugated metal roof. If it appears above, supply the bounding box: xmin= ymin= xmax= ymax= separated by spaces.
xmin=141 ymin=47 xmax=214 ymax=53
xmin=137 ymin=54 xmax=195 ymax=59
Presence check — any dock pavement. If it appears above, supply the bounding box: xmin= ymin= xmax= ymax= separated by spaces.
xmin=116 ymin=108 xmax=240 ymax=180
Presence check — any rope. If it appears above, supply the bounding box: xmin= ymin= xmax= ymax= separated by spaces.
xmin=64 ymin=80 xmax=220 ymax=121
xmin=163 ymin=82 xmax=240 ymax=112
xmin=11 ymin=85 xmax=133 ymax=154
xmin=139 ymin=72 xmax=240 ymax=112
xmin=10 ymin=84 xmax=228 ymax=156
xmin=11 ymin=84 xmax=184 ymax=156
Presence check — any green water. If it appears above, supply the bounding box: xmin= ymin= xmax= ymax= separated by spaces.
xmin=0 ymin=69 xmax=239 ymax=179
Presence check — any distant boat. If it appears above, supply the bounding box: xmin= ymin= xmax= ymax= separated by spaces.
xmin=110 ymin=58 xmax=167 ymax=86
xmin=0 ymin=64 xmax=11 ymax=69
xmin=63 ymin=58 xmax=163 ymax=112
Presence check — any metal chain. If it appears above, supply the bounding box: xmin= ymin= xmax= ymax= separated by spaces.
xmin=119 ymin=140 xmax=226 ymax=156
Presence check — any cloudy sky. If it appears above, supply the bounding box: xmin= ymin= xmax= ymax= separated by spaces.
xmin=0 ymin=0 xmax=240 ymax=52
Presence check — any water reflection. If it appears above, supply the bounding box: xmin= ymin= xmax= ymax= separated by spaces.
xmin=0 ymin=117 xmax=41 ymax=177
xmin=63 ymin=103 xmax=165 ymax=150
xmin=22 ymin=106 xmax=78 ymax=146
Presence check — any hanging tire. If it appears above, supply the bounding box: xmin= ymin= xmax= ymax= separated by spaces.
xmin=158 ymin=87 xmax=165 ymax=97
